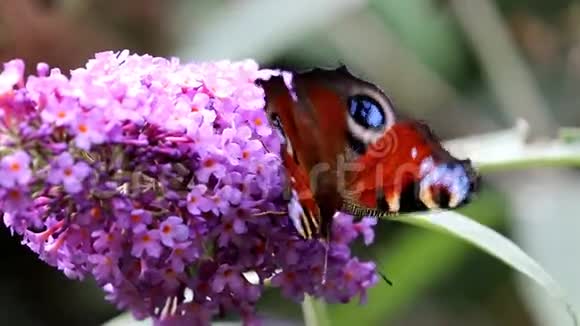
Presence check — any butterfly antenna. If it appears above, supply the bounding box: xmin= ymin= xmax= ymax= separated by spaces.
xmin=321 ymin=239 xmax=329 ymax=285
xmin=320 ymin=220 xmax=332 ymax=285
xmin=322 ymin=254 xmax=328 ymax=285
xmin=378 ymin=270 xmax=393 ymax=286
xmin=252 ymin=210 xmax=288 ymax=217
xmin=258 ymin=139 xmax=272 ymax=153
xmin=366 ymin=248 xmax=394 ymax=286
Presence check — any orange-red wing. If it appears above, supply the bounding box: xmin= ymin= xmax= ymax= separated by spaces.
xmin=260 ymin=70 xmax=363 ymax=238
xmin=260 ymin=67 xmax=480 ymax=231
xmin=343 ymin=121 xmax=479 ymax=216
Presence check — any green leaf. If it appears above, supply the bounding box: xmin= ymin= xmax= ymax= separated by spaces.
xmin=102 ymin=313 xmax=149 ymax=326
xmin=559 ymin=127 xmax=580 ymax=144
xmin=328 ymin=189 xmax=505 ymax=325
xmin=369 ymin=0 xmax=465 ymax=80
xmin=102 ymin=313 xmax=244 ymax=326
xmin=509 ymin=171 xmax=580 ymax=325
xmin=391 ymin=211 xmax=579 ymax=326
xmin=176 ymin=0 xmax=365 ymax=62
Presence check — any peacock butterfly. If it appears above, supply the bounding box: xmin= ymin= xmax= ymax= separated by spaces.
xmin=258 ymin=66 xmax=480 ymax=240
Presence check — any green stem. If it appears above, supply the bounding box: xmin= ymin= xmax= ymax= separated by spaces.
xmin=443 ymin=123 xmax=580 ymax=173
xmin=302 ymin=295 xmax=330 ymax=326
xmin=478 ymin=156 xmax=580 ymax=173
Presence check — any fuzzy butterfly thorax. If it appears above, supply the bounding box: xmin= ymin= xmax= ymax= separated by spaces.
xmin=259 ymin=66 xmax=480 ymax=240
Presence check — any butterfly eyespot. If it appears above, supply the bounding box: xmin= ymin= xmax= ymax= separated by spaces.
xmin=347 ymin=95 xmax=386 ymax=129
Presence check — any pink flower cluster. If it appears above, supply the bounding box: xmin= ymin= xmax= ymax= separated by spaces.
xmin=0 ymin=51 xmax=379 ymax=325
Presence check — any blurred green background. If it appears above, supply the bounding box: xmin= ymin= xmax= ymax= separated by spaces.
xmin=1 ymin=0 xmax=579 ymax=325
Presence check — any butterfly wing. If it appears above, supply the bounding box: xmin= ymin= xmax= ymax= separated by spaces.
xmin=342 ymin=121 xmax=480 ymax=216
xmin=260 ymin=74 xmax=325 ymax=172
xmin=261 ymin=69 xmax=360 ymax=238
xmin=260 ymin=67 xmax=480 ymax=235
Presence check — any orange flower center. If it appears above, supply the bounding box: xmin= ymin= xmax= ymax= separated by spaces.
xmin=57 ymin=111 xmax=66 ymax=119
xmin=63 ymin=167 xmax=73 ymax=177
xmin=344 ymin=271 xmax=354 ymax=281
xmin=312 ymin=266 xmax=322 ymax=277
xmin=78 ymin=124 xmax=88 ymax=133
xmin=203 ymin=159 xmax=215 ymax=168
xmin=162 ymin=225 xmax=172 ymax=234
xmin=7 ymin=190 xmax=20 ymax=200
xmin=165 ymin=268 xmax=176 ymax=277
xmin=9 ymin=162 xmax=20 ymax=172
xmin=90 ymin=207 xmax=102 ymax=220
xmin=254 ymin=118 xmax=263 ymax=126
xmin=285 ymin=271 xmax=296 ymax=281
xmin=254 ymin=240 xmax=265 ymax=254
xmin=79 ymin=228 xmax=89 ymax=240
xmin=197 ymin=282 xmax=209 ymax=293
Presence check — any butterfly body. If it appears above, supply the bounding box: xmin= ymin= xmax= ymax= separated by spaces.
xmin=260 ymin=67 xmax=480 ymax=239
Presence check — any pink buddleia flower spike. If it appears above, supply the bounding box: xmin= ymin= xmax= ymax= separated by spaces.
xmin=0 ymin=51 xmax=379 ymax=325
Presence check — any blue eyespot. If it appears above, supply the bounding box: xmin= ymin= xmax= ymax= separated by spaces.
xmin=347 ymin=95 xmax=385 ymax=129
